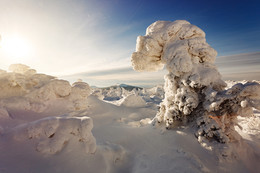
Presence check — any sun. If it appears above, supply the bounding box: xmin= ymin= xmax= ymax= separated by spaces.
xmin=0 ymin=35 xmax=32 ymax=61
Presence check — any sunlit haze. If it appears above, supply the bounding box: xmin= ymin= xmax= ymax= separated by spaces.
xmin=0 ymin=0 xmax=260 ymax=87
xmin=1 ymin=35 xmax=32 ymax=62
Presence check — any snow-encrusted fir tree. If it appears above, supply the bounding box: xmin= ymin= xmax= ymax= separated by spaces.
xmin=131 ymin=20 xmax=260 ymax=143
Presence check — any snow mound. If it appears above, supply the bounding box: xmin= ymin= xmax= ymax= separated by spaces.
xmin=27 ymin=79 xmax=71 ymax=101
xmin=10 ymin=116 xmax=96 ymax=154
xmin=121 ymin=94 xmax=146 ymax=107
xmin=0 ymin=64 xmax=92 ymax=112
xmin=69 ymin=81 xmax=92 ymax=110
xmin=0 ymin=65 xmax=55 ymax=99
xmin=71 ymin=82 xmax=92 ymax=98
xmin=8 ymin=64 xmax=37 ymax=75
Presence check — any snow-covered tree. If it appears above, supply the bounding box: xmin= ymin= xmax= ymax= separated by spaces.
xmin=131 ymin=20 xmax=260 ymax=143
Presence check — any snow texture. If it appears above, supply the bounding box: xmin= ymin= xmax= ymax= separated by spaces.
xmin=131 ymin=20 xmax=260 ymax=144
xmin=0 ymin=63 xmax=259 ymax=172
xmin=10 ymin=116 xmax=96 ymax=154
xmin=0 ymin=64 xmax=92 ymax=112
xmin=120 ymin=94 xmax=147 ymax=107
xmin=69 ymin=81 xmax=92 ymax=110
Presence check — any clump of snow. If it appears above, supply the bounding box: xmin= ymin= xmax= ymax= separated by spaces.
xmin=8 ymin=64 xmax=37 ymax=75
xmin=0 ymin=64 xmax=92 ymax=112
xmin=92 ymin=84 xmax=148 ymax=107
xmin=0 ymin=65 xmax=55 ymax=99
xmin=10 ymin=116 xmax=96 ymax=154
xmin=120 ymin=94 xmax=146 ymax=107
xmin=131 ymin=20 xmax=260 ymax=146
xmin=199 ymin=82 xmax=260 ymax=143
xmin=27 ymin=79 xmax=71 ymax=101
xmin=69 ymin=81 xmax=92 ymax=110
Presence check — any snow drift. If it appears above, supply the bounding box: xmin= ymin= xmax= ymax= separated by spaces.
xmin=131 ymin=20 xmax=260 ymax=144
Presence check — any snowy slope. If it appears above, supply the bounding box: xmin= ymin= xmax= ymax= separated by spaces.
xmin=0 ymin=65 xmax=260 ymax=173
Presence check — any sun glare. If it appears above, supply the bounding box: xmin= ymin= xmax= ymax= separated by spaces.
xmin=1 ymin=35 xmax=32 ymax=61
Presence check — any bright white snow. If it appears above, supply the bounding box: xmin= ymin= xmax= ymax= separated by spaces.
xmin=0 ymin=20 xmax=260 ymax=173
xmin=131 ymin=20 xmax=260 ymax=147
xmin=0 ymin=64 xmax=259 ymax=173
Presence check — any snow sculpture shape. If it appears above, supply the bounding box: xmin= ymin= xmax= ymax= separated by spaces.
xmin=9 ymin=64 xmax=36 ymax=75
xmin=131 ymin=20 xmax=260 ymax=143
xmin=121 ymin=94 xmax=146 ymax=107
xmin=12 ymin=116 xmax=96 ymax=154
xmin=69 ymin=81 xmax=92 ymax=110
xmin=0 ymin=64 xmax=92 ymax=111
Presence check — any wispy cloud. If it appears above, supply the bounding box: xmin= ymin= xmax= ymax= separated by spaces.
xmin=216 ymin=52 xmax=260 ymax=81
xmin=61 ymin=52 xmax=260 ymax=87
xmin=61 ymin=66 xmax=166 ymax=87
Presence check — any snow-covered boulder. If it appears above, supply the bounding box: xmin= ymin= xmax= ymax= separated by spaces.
xmin=0 ymin=64 xmax=55 ymax=99
xmin=27 ymin=79 xmax=71 ymax=101
xmin=69 ymin=81 xmax=92 ymax=110
xmin=71 ymin=81 xmax=92 ymax=99
xmin=10 ymin=116 xmax=96 ymax=154
xmin=121 ymin=94 xmax=146 ymax=107
xmin=8 ymin=64 xmax=36 ymax=75
xmin=0 ymin=64 xmax=93 ymax=112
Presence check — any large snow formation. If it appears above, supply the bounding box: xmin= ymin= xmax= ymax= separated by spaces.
xmin=131 ymin=20 xmax=260 ymax=143
xmin=10 ymin=116 xmax=96 ymax=154
xmin=0 ymin=64 xmax=96 ymax=154
xmin=0 ymin=64 xmax=92 ymax=112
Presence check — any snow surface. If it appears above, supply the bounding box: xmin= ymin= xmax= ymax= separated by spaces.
xmin=0 ymin=64 xmax=260 ymax=173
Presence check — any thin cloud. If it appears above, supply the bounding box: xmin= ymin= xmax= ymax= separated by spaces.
xmin=61 ymin=52 xmax=260 ymax=87
xmin=216 ymin=52 xmax=260 ymax=80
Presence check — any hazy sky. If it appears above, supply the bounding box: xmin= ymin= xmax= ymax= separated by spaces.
xmin=0 ymin=0 xmax=260 ymax=86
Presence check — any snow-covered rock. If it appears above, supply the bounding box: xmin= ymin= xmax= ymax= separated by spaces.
xmin=8 ymin=64 xmax=36 ymax=75
xmin=10 ymin=116 xmax=96 ymax=154
xmin=69 ymin=81 xmax=92 ymax=110
xmin=0 ymin=64 xmax=92 ymax=112
xmin=120 ymin=94 xmax=146 ymax=107
xmin=27 ymin=79 xmax=71 ymax=101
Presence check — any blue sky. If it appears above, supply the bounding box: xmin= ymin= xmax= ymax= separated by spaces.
xmin=0 ymin=0 xmax=260 ymax=87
